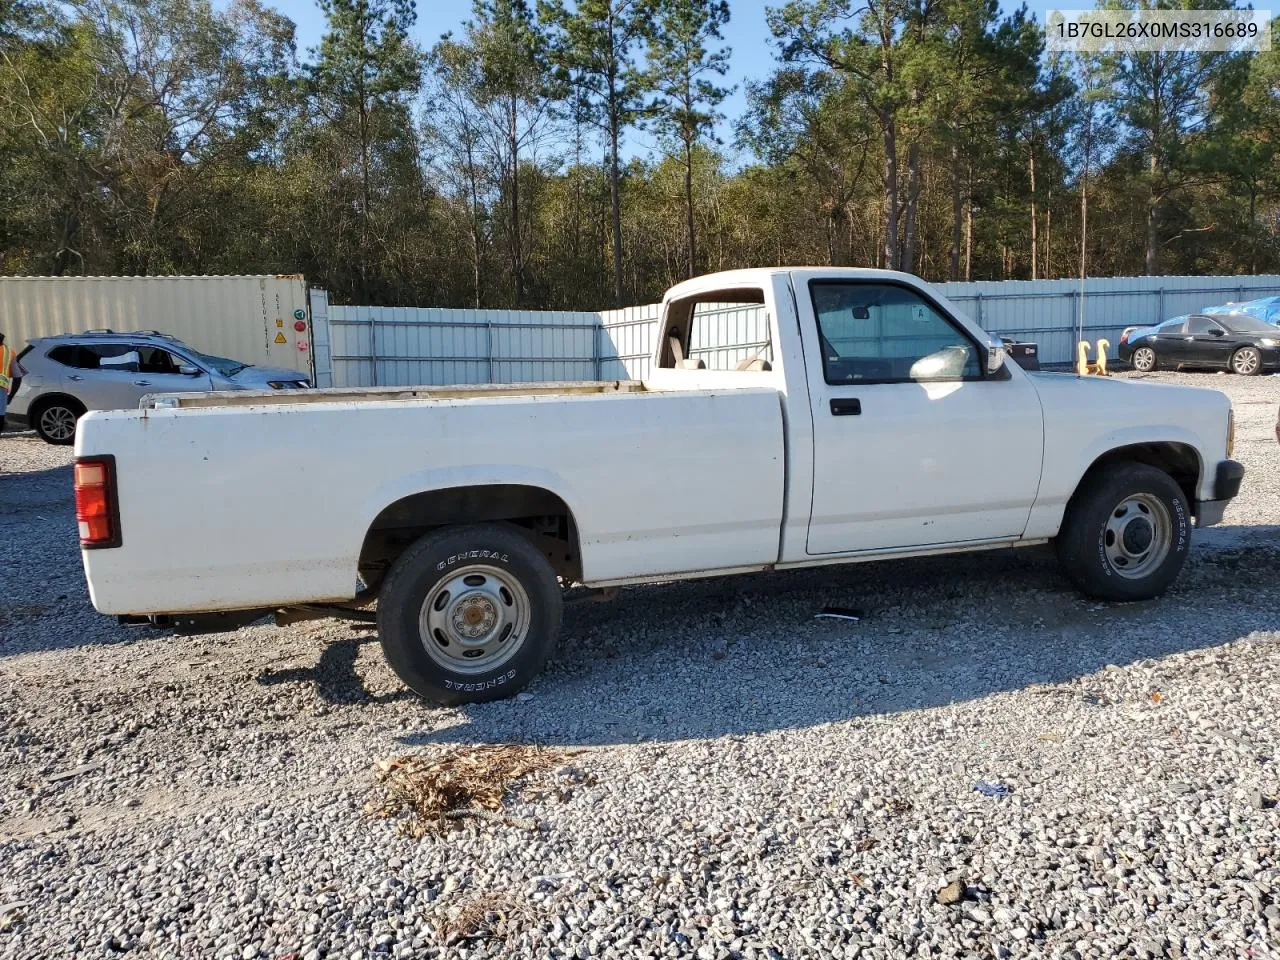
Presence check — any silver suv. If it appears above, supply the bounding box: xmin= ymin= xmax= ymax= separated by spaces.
xmin=8 ymin=330 xmax=309 ymax=444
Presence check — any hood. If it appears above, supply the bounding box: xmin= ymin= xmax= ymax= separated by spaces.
xmin=228 ymin=365 xmax=310 ymax=386
xmin=1027 ymin=369 xmax=1232 ymax=413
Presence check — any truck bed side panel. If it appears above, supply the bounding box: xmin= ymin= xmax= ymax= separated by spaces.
xmin=77 ymin=389 xmax=785 ymax=614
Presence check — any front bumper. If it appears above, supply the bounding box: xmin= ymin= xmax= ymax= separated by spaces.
xmin=1196 ymin=459 xmax=1245 ymax=527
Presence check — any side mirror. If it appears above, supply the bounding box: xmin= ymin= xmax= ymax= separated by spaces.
xmin=1208 ymin=327 xmax=1224 ymax=337
xmin=851 ymin=305 xmax=871 ymax=320
xmin=179 ymin=364 xmax=201 ymax=376
xmin=986 ymin=342 xmax=1007 ymax=375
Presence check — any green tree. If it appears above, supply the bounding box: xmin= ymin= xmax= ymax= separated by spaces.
xmin=645 ymin=0 xmax=730 ymax=278
xmin=0 ymin=0 xmax=293 ymax=275
xmin=769 ymin=0 xmax=949 ymax=270
xmin=308 ymin=0 xmax=419 ymax=299
xmin=740 ymin=68 xmax=876 ymax=266
xmin=466 ymin=0 xmax=557 ymax=305
xmin=1098 ymin=0 xmax=1236 ymax=275
xmin=541 ymin=0 xmax=649 ymax=304
xmin=425 ymin=37 xmax=492 ymax=308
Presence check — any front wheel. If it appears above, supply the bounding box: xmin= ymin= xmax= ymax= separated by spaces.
xmin=377 ymin=524 xmax=563 ymax=705
xmin=1231 ymin=346 xmax=1262 ymax=376
xmin=1131 ymin=346 xmax=1157 ymax=372
xmin=1055 ymin=463 xmax=1190 ymax=602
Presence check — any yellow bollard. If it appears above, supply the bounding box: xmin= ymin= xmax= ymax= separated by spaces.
xmin=1094 ymin=339 xmax=1110 ymax=376
xmin=1077 ymin=340 xmax=1091 ymax=377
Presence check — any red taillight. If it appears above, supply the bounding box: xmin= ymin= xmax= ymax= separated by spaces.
xmin=74 ymin=457 xmax=120 ymax=548
xmin=1120 ymin=332 xmax=1129 ymax=344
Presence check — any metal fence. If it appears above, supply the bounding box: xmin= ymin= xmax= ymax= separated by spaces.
xmin=936 ymin=274 xmax=1280 ymax=367
xmin=312 ymin=274 xmax=1280 ymax=387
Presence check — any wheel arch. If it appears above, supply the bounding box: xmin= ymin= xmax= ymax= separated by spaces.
xmin=358 ymin=483 xmax=584 ymax=595
xmin=29 ymin=392 xmax=87 ymax=417
xmin=1071 ymin=441 xmax=1202 ymax=513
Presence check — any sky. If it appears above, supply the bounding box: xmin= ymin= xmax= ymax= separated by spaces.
xmin=264 ymin=0 xmax=1065 ymax=157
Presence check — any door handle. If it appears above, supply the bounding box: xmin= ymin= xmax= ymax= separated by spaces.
xmin=829 ymin=398 xmax=861 ymax=416
xmin=68 ymin=375 xmax=84 ymax=381
xmin=133 ymin=379 xmax=152 ymax=386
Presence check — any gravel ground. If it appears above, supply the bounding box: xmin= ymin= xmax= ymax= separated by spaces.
xmin=1 ymin=371 xmax=1278 ymax=960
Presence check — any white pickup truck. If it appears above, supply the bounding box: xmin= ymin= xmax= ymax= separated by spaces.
xmin=74 ymin=268 xmax=1243 ymax=704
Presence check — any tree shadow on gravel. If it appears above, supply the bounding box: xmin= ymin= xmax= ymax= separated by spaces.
xmin=396 ymin=535 xmax=1280 ymax=749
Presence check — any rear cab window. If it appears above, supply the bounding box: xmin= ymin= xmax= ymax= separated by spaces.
xmin=658 ymin=288 xmax=772 ymax=372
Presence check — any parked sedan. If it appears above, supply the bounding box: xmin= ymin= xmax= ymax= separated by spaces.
xmin=8 ymin=331 xmax=309 ymax=444
xmin=1118 ymin=312 xmax=1280 ymax=375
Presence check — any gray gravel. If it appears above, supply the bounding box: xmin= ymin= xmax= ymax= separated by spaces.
xmin=2 ymin=371 xmax=1278 ymax=960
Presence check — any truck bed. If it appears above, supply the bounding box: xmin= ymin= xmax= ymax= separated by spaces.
xmin=78 ymin=384 xmax=786 ymax=614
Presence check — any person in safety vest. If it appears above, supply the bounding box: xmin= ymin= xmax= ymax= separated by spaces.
xmin=1 ymin=332 xmax=26 ymax=434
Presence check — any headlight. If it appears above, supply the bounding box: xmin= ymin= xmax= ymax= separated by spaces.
xmin=1259 ymin=338 xmax=1277 ymax=347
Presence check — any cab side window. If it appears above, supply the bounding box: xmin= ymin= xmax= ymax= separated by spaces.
xmin=810 ymin=281 xmax=980 ymax=384
xmin=137 ymin=347 xmax=184 ymax=374
xmin=1186 ymin=316 xmax=1221 ymax=335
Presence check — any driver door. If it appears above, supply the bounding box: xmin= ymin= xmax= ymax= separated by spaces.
xmin=133 ymin=346 xmax=213 ymax=399
xmin=799 ymin=278 xmax=1044 ymax=555
xmin=1179 ymin=316 xmax=1234 ymax=366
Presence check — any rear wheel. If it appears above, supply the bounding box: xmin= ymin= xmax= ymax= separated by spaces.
xmin=1055 ymin=463 xmax=1190 ymax=602
xmin=1131 ymin=346 xmax=1157 ymax=372
xmin=377 ymin=523 xmax=562 ymax=705
xmin=33 ymin=398 xmax=83 ymax=445
xmin=1231 ymin=346 xmax=1262 ymax=376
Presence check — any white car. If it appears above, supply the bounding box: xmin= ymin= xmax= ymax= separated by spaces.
xmin=7 ymin=331 xmax=309 ymax=444
xmin=73 ymin=268 xmax=1243 ymax=704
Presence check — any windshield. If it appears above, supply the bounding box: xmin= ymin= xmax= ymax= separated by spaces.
xmin=1219 ymin=314 xmax=1275 ymax=333
xmin=190 ymin=349 xmax=249 ymax=377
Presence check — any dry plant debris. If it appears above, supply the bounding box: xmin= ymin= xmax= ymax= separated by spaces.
xmin=368 ymin=744 xmax=574 ymax=835
xmin=438 ymin=892 xmax=535 ymax=946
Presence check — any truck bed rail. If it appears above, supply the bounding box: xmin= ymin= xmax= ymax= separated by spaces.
xmin=141 ymin=379 xmax=645 ymax=409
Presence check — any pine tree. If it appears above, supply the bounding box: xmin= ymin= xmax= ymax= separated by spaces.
xmin=540 ymin=0 xmax=649 ymax=304
xmin=645 ymin=0 xmax=730 ymax=279
xmin=308 ymin=0 xmax=419 ymax=300
xmin=467 ymin=0 xmax=555 ymax=305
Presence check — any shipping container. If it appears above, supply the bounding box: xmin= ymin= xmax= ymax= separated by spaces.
xmin=0 ymin=275 xmax=314 ymax=379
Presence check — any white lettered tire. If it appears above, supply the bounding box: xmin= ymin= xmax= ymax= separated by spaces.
xmin=377 ymin=524 xmax=563 ymax=705
xmin=1055 ymin=463 xmax=1190 ymax=601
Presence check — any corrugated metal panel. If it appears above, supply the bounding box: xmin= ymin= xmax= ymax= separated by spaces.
xmin=309 ymin=288 xmax=333 ymax=388
xmin=0 ymin=275 xmax=313 ymax=377
xmin=935 ymin=274 xmax=1280 ymax=364
xmin=599 ymin=304 xmax=661 ymax=380
xmin=327 ymin=304 xmax=604 ymax=387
